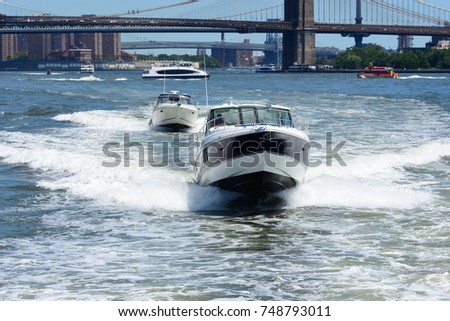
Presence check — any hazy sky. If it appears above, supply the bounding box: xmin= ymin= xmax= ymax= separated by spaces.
xmin=1 ymin=0 xmax=449 ymax=51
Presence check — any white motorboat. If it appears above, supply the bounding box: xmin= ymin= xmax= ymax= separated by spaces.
xmin=255 ymin=64 xmax=279 ymax=73
xmin=142 ymin=62 xmax=209 ymax=80
xmin=80 ymin=62 xmax=95 ymax=73
xmin=150 ymin=91 xmax=200 ymax=129
xmin=193 ymin=102 xmax=310 ymax=196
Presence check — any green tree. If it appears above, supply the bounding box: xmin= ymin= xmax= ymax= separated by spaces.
xmin=416 ymin=51 xmax=431 ymax=69
xmin=359 ymin=44 xmax=390 ymax=67
xmin=333 ymin=46 xmax=450 ymax=70
xmin=427 ymin=50 xmax=444 ymax=68
xmin=334 ymin=53 xmax=362 ymax=69
xmin=395 ymin=51 xmax=420 ymax=69
xmin=437 ymin=50 xmax=450 ymax=69
xmin=13 ymin=50 xmax=28 ymax=61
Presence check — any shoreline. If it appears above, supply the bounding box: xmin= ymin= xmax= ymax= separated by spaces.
xmin=0 ymin=62 xmax=449 ymax=74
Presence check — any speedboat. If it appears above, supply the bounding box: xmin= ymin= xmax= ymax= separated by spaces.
xmin=357 ymin=65 xmax=398 ymax=78
xmin=142 ymin=62 xmax=209 ymax=80
xmin=193 ymin=102 xmax=310 ymax=196
xmin=150 ymin=91 xmax=199 ymax=129
xmin=80 ymin=62 xmax=95 ymax=73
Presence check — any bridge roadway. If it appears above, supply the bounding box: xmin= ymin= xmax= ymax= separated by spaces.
xmin=1 ymin=16 xmax=449 ymax=37
xmin=120 ymin=40 xmax=340 ymax=58
xmin=121 ymin=40 xmax=275 ymax=51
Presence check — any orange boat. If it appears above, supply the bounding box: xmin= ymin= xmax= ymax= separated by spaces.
xmin=357 ymin=65 xmax=398 ymax=79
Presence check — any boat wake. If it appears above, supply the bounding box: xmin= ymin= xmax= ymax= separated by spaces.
xmin=399 ymin=75 xmax=448 ymax=80
xmin=0 ymin=126 xmax=448 ymax=212
xmin=41 ymin=75 xmax=104 ymax=82
xmin=284 ymin=140 xmax=450 ymax=210
xmin=53 ymin=110 xmax=149 ymax=132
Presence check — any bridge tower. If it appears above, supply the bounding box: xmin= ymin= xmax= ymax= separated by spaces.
xmin=282 ymin=0 xmax=316 ymax=70
xmin=343 ymin=0 xmax=369 ymax=48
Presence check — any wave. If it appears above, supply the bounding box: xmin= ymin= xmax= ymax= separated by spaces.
xmin=41 ymin=75 xmax=104 ymax=82
xmin=53 ymin=110 xmax=149 ymax=132
xmin=1 ymin=129 xmax=448 ymax=212
xmin=0 ymin=131 xmax=190 ymax=211
xmin=284 ymin=140 xmax=450 ymax=210
xmin=399 ymin=75 xmax=448 ymax=80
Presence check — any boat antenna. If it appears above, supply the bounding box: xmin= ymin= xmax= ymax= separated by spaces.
xmin=163 ymin=69 xmax=167 ymax=93
xmin=203 ymin=53 xmax=209 ymax=108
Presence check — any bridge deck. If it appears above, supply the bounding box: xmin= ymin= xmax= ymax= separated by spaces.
xmin=1 ymin=15 xmax=449 ymax=36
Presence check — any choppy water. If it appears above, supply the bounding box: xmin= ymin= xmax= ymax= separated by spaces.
xmin=0 ymin=70 xmax=449 ymax=300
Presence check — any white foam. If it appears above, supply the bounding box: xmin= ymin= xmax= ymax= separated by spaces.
xmin=399 ymin=75 xmax=448 ymax=80
xmin=0 ymin=137 xmax=190 ymax=211
xmin=42 ymin=75 xmax=104 ymax=82
xmin=1 ymin=129 xmax=448 ymax=212
xmin=285 ymin=175 xmax=433 ymax=209
xmin=309 ymin=140 xmax=450 ymax=180
xmin=39 ymin=168 xmax=191 ymax=212
xmin=284 ymin=140 xmax=450 ymax=209
xmin=53 ymin=110 xmax=149 ymax=132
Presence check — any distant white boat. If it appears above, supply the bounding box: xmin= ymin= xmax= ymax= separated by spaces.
xmin=150 ymin=91 xmax=199 ymax=129
xmin=142 ymin=62 xmax=209 ymax=80
xmin=80 ymin=62 xmax=95 ymax=73
xmin=255 ymin=64 xmax=280 ymax=73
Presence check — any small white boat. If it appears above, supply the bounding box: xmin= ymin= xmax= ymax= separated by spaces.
xmin=80 ymin=62 xmax=95 ymax=73
xmin=193 ymin=102 xmax=310 ymax=196
xmin=150 ymin=91 xmax=200 ymax=129
xmin=255 ymin=64 xmax=279 ymax=73
xmin=142 ymin=62 xmax=209 ymax=80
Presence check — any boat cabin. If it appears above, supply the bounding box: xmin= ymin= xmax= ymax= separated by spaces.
xmin=362 ymin=66 xmax=394 ymax=75
xmin=206 ymin=105 xmax=293 ymax=133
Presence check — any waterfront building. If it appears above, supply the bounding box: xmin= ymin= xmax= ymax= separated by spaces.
xmin=75 ymin=32 xmax=121 ymax=61
xmin=20 ymin=32 xmax=121 ymax=62
xmin=102 ymin=33 xmax=122 ymax=61
xmin=435 ymin=40 xmax=450 ymax=50
xmin=68 ymin=48 xmax=92 ymax=62
xmin=27 ymin=33 xmax=52 ymax=60
xmin=236 ymin=39 xmax=254 ymax=68
xmin=0 ymin=34 xmax=17 ymax=61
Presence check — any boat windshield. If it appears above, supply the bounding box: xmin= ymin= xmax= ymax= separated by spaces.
xmin=363 ymin=67 xmax=390 ymax=74
xmin=206 ymin=106 xmax=293 ymax=132
xmin=157 ymin=93 xmax=192 ymax=105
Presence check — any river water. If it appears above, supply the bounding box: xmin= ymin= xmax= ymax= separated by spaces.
xmin=0 ymin=70 xmax=449 ymax=300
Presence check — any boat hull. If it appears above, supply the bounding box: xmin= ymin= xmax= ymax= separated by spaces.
xmin=143 ymin=74 xmax=209 ymax=80
xmin=194 ymin=129 xmax=309 ymax=196
xmin=357 ymin=74 xmax=398 ymax=79
xmin=151 ymin=105 xmax=199 ymax=128
xmin=142 ymin=64 xmax=209 ymax=80
xmin=213 ymin=171 xmax=297 ymax=194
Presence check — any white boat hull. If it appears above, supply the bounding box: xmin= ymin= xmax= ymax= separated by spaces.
xmin=142 ymin=63 xmax=209 ymax=80
xmin=195 ymin=152 xmax=307 ymax=194
xmin=151 ymin=105 xmax=199 ymax=128
xmin=80 ymin=63 xmax=94 ymax=73
xmin=194 ymin=127 xmax=309 ymax=195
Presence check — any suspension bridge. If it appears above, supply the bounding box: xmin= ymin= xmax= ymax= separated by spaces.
xmin=1 ymin=0 xmax=449 ymax=69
